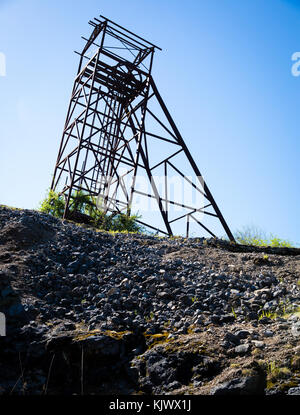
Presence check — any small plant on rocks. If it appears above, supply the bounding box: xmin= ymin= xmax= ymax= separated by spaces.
xmin=39 ymin=189 xmax=143 ymax=233
xmin=39 ymin=189 xmax=65 ymax=219
xmin=266 ymin=362 xmax=292 ymax=389
xmin=234 ymin=225 xmax=294 ymax=248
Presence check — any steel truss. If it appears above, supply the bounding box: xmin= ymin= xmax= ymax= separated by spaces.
xmin=51 ymin=15 xmax=235 ymax=241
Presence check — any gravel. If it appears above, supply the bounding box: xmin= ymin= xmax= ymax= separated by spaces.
xmin=1 ymin=205 xmax=300 ymax=332
xmin=1 ymin=205 xmax=300 ymax=395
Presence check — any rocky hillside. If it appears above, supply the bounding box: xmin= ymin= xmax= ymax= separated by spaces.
xmin=0 ymin=205 xmax=300 ymax=395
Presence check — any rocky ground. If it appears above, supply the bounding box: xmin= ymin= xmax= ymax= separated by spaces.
xmin=0 ymin=205 xmax=300 ymax=395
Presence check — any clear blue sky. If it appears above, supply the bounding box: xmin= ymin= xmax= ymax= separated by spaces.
xmin=0 ymin=0 xmax=299 ymax=243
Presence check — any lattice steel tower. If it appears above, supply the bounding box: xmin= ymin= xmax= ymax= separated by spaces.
xmin=51 ymin=16 xmax=234 ymax=241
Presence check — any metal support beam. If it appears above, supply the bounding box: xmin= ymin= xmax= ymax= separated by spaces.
xmin=51 ymin=16 xmax=235 ymax=241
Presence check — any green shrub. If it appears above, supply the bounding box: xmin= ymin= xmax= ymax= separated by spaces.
xmin=108 ymin=212 xmax=142 ymax=233
xmin=39 ymin=189 xmax=144 ymax=233
xmin=234 ymin=225 xmax=294 ymax=248
xmin=39 ymin=189 xmax=65 ymax=218
xmin=69 ymin=190 xmax=96 ymax=215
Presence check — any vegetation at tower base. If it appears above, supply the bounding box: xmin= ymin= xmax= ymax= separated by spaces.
xmin=0 ymin=205 xmax=300 ymax=396
xmin=233 ymin=225 xmax=295 ymax=248
xmin=39 ymin=189 xmax=143 ymax=233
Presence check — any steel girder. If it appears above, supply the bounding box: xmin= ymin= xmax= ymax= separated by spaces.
xmin=51 ymin=16 xmax=235 ymax=241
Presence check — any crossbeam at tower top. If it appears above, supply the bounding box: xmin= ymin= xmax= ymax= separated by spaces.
xmin=97 ymin=15 xmax=162 ymax=51
xmin=74 ymin=15 xmax=162 ymax=79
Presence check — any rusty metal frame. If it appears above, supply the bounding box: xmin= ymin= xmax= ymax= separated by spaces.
xmin=51 ymin=16 xmax=235 ymax=241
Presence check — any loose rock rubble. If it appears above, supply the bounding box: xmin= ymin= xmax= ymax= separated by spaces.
xmin=0 ymin=205 xmax=300 ymax=395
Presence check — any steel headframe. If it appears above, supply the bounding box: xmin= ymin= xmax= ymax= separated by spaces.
xmin=51 ymin=15 xmax=235 ymax=241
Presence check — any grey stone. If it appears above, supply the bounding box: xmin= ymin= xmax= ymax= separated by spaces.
xmin=235 ymin=330 xmax=251 ymax=339
xmin=291 ymin=322 xmax=300 ymax=338
xmin=251 ymin=340 xmax=265 ymax=349
xmin=211 ymin=376 xmax=265 ymax=395
xmin=234 ymin=343 xmax=251 ymax=355
xmin=288 ymin=387 xmax=300 ymax=395
xmin=224 ymin=332 xmax=240 ymax=346
xmin=263 ymin=330 xmax=274 ymax=337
